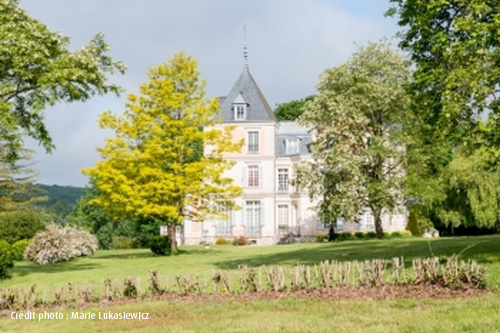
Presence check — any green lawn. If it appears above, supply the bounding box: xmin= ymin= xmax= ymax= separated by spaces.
xmin=2 ymin=235 xmax=500 ymax=294
xmin=2 ymin=294 xmax=500 ymax=332
xmin=1 ymin=236 xmax=500 ymax=332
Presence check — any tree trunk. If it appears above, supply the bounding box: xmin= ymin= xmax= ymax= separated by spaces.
xmin=167 ymin=223 xmax=178 ymax=253
xmin=373 ymin=208 xmax=384 ymax=239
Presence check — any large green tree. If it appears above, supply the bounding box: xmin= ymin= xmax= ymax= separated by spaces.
xmin=0 ymin=0 xmax=125 ymax=152
xmin=274 ymin=95 xmax=315 ymax=121
xmin=296 ymin=43 xmax=410 ymax=238
xmin=84 ymin=53 xmax=242 ymax=252
xmin=388 ymin=0 xmax=500 ymax=229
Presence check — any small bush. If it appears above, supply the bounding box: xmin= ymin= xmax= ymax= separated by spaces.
xmin=0 ymin=209 xmax=46 ymax=244
xmin=11 ymin=239 xmax=31 ymax=261
xmin=365 ymin=232 xmax=377 ymax=239
xmin=215 ymin=238 xmax=230 ymax=245
xmin=24 ymin=224 xmax=98 ymax=265
xmin=316 ymin=233 xmax=327 ymax=243
xmin=336 ymin=232 xmax=353 ymax=241
xmin=390 ymin=231 xmax=403 ymax=239
xmin=354 ymin=232 xmax=365 ymax=240
xmin=111 ymin=236 xmax=136 ymax=249
xmin=150 ymin=236 xmax=171 ymax=256
xmin=0 ymin=240 xmax=14 ymax=279
xmin=400 ymin=230 xmax=412 ymax=238
xmin=233 ymin=236 xmax=250 ymax=246
xmin=383 ymin=232 xmax=391 ymax=239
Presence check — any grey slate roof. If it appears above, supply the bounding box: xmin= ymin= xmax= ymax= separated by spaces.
xmin=219 ymin=68 xmax=277 ymax=123
xmin=275 ymin=121 xmax=313 ymax=157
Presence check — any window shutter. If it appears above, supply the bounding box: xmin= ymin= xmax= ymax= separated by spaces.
xmin=260 ymin=201 xmax=265 ymax=229
xmin=242 ymin=165 xmax=248 ymax=187
xmin=258 ymin=165 xmax=263 ymax=187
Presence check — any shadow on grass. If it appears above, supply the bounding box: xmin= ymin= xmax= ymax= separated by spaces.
xmin=11 ymin=262 xmax=100 ymax=277
xmin=93 ymin=248 xmax=219 ymax=260
xmin=93 ymin=251 xmax=154 ymax=260
xmin=213 ymin=235 xmax=500 ymax=270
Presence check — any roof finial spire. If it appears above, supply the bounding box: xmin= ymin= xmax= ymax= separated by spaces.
xmin=243 ymin=25 xmax=248 ymax=70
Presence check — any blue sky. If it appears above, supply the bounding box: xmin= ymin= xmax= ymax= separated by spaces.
xmin=18 ymin=0 xmax=400 ymax=187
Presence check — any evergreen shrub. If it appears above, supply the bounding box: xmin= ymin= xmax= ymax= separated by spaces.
xmin=149 ymin=236 xmax=171 ymax=256
xmin=11 ymin=239 xmax=31 ymax=261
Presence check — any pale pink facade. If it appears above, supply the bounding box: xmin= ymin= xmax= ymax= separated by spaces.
xmin=180 ymin=67 xmax=407 ymax=245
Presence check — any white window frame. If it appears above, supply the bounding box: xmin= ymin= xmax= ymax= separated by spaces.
xmin=245 ymin=201 xmax=261 ymax=235
xmin=247 ymin=165 xmax=259 ymax=187
xmin=247 ymin=131 xmax=259 ymax=153
xmin=277 ymin=168 xmax=289 ymax=192
xmin=234 ymin=104 xmax=246 ymax=120
xmin=364 ymin=211 xmax=375 ymax=230
xmin=285 ymin=138 xmax=300 ymax=155
xmin=215 ymin=203 xmax=233 ymax=236
xmin=277 ymin=204 xmax=289 ymax=227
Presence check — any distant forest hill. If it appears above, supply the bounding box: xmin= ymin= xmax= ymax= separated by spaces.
xmin=35 ymin=184 xmax=85 ymax=222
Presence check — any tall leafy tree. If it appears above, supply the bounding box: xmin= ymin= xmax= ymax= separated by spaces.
xmin=388 ymin=0 xmax=500 ymax=228
xmin=84 ymin=53 xmax=242 ymax=252
xmin=0 ymin=0 xmax=125 ymax=152
xmin=296 ymin=43 xmax=410 ymax=238
xmin=274 ymin=95 xmax=315 ymax=121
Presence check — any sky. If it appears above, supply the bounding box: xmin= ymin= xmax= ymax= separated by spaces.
xmin=18 ymin=0 xmax=401 ymax=187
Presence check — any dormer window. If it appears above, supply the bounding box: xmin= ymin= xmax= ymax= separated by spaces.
xmin=235 ymin=104 xmax=246 ymax=120
xmin=233 ymin=92 xmax=248 ymax=121
xmin=285 ymin=138 xmax=300 ymax=155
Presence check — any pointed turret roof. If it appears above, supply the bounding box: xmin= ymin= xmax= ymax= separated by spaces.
xmin=219 ymin=68 xmax=277 ymax=123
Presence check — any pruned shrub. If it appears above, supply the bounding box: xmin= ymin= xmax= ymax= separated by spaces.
xmin=390 ymin=231 xmax=403 ymax=239
xmin=233 ymin=236 xmax=250 ymax=246
xmin=354 ymin=231 xmax=365 ymax=240
xmin=400 ymin=230 xmax=412 ymax=238
xmin=215 ymin=238 xmax=230 ymax=245
xmin=316 ymin=233 xmax=327 ymax=243
xmin=150 ymin=235 xmax=171 ymax=256
xmin=23 ymin=224 xmax=98 ymax=265
xmin=11 ymin=239 xmax=31 ymax=261
xmin=365 ymin=231 xmax=377 ymax=239
xmin=0 ymin=240 xmax=14 ymax=279
xmin=336 ymin=232 xmax=353 ymax=241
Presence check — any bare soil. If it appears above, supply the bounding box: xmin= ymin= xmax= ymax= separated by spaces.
xmin=1 ymin=284 xmax=495 ymax=318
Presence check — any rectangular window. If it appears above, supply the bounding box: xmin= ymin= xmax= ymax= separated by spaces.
xmin=216 ymin=203 xmax=232 ymax=236
xmin=248 ymin=165 xmax=259 ymax=187
xmin=246 ymin=201 xmax=261 ymax=235
xmin=277 ymin=169 xmax=289 ymax=192
xmin=235 ymin=105 xmax=246 ymax=120
xmin=248 ymin=131 xmax=259 ymax=153
xmin=277 ymin=205 xmax=289 ymax=227
xmin=364 ymin=212 xmax=374 ymax=230
xmin=285 ymin=138 xmax=300 ymax=155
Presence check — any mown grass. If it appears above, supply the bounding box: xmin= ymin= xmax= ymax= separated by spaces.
xmin=2 ymin=235 xmax=500 ymax=294
xmin=2 ymin=294 xmax=500 ymax=332
xmin=1 ymin=235 xmax=500 ymax=332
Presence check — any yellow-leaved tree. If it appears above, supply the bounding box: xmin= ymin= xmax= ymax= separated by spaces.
xmin=84 ymin=53 xmax=242 ymax=252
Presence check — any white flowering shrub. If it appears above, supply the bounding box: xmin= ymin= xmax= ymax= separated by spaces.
xmin=24 ymin=224 xmax=98 ymax=265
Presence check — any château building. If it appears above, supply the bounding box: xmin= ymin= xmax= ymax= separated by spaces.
xmin=180 ymin=57 xmax=407 ymax=245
